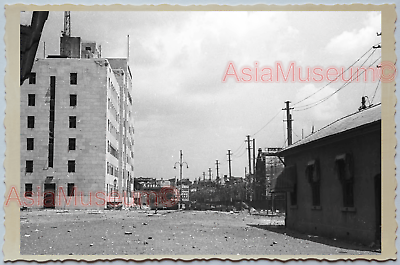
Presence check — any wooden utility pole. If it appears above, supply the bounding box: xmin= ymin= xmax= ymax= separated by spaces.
xmin=215 ymin=160 xmax=220 ymax=182
xmin=283 ymin=101 xmax=294 ymax=146
xmin=252 ymin=138 xmax=256 ymax=174
xmin=227 ymin=150 xmax=232 ymax=179
xmin=246 ymin=135 xmax=252 ymax=174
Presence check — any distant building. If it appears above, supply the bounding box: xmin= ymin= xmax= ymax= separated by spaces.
xmin=20 ymin=33 xmax=134 ymax=209
xmin=274 ymin=104 xmax=381 ymax=245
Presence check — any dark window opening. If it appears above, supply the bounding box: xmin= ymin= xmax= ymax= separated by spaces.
xmin=70 ymin=73 xmax=77 ymax=85
xmin=25 ymin=183 xmax=33 ymax=197
xmin=27 ymin=138 xmax=34 ymax=150
xmin=85 ymin=46 xmax=91 ymax=51
xmin=28 ymin=94 xmax=35 ymax=106
xmin=68 ymin=160 xmax=76 ymax=173
xmin=26 ymin=160 xmax=33 ymax=173
xmin=67 ymin=183 xmax=75 ymax=196
xmin=29 ymin=73 xmax=36 ymax=84
xmin=335 ymin=154 xmax=354 ymax=208
xmin=27 ymin=116 xmax=35 ymax=128
xmin=306 ymin=160 xmax=321 ymax=207
xmin=69 ymin=116 xmax=77 ymax=128
xmin=70 ymin=94 xmax=77 ymax=107
xmin=68 ymin=138 xmax=76 ymax=151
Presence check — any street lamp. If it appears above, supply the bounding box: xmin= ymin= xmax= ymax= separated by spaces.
xmin=174 ymin=150 xmax=188 ymax=210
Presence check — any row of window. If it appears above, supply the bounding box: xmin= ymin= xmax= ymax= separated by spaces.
xmin=28 ymin=72 xmax=78 ymax=85
xmin=25 ymin=160 xmax=76 ymax=173
xmin=27 ymin=94 xmax=77 ymax=107
xmin=26 ymin=116 xmax=77 ymax=129
xmin=290 ymin=155 xmax=354 ymax=208
xmin=24 ymin=183 xmax=75 ymax=197
xmin=26 ymin=138 xmax=76 ymax=151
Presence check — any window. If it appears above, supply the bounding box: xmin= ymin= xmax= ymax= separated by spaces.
xmin=68 ymin=160 xmax=76 ymax=173
xmin=27 ymin=116 xmax=35 ymax=128
xmin=27 ymin=138 xmax=34 ymax=150
xmin=26 ymin=160 xmax=33 ymax=173
xmin=28 ymin=94 xmax=35 ymax=106
xmin=25 ymin=183 xmax=33 ymax=197
xmin=335 ymin=154 xmax=354 ymax=208
xmin=67 ymin=183 xmax=75 ymax=196
xmin=68 ymin=138 xmax=76 ymax=151
xmin=85 ymin=46 xmax=91 ymax=51
xmin=70 ymin=73 xmax=77 ymax=85
xmin=70 ymin=94 xmax=77 ymax=107
xmin=306 ymin=160 xmax=321 ymax=207
xmin=29 ymin=73 xmax=36 ymax=84
xmin=69 ymin=116 xmax=76 ymax=128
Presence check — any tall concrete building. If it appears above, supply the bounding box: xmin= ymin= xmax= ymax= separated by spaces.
xmin=20 ymin=33 xmax=134 ymax=209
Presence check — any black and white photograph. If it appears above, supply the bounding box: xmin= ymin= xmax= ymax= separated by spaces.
xmin=5 ymin=4 xmax=397 ymax=260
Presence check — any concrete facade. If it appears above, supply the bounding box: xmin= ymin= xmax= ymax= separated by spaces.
xmin=20 ymin=56 xmax=134 ymax=209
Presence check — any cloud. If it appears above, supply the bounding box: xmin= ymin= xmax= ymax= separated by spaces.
xmin=325 ymin=12 xmax=381 ymax=63
xmin=294 ymin=83 xmax=342 ymax=122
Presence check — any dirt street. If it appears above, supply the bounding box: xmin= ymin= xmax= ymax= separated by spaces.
xmin=20 ymin=209 xmax=379 ymax=256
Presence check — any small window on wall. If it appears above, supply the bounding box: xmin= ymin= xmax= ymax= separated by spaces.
xmin=27 ymin=138 xmax=34 ymax=150
xmin=67 ymin=183 xmax=75 ymax=196
xmin=70 ymin=73 xmax=77 ymax=85
xmin=69 ymin=116 xmax=77 ymax=128
xmin=306 ymin=160 xmax=321 ymax=207
xmin=26 ymin=160 xmax=33 ymax=173
xmin=28 ymin=94 xmax=35 ymax=106
xmin=68 ymin=160 xmax=76 ymax=173
xmin=335 ymin=154 xmax=354 ymax=208
xmin=25 ymin=183 xmax=33 ymax=197
xmin=27 ymin=116 xmax=35 ymax=128
xmin=70 ymin=94 xmax=77 ymax=107
xmin=29 ymin=73 xmax=36 ymax=84
xmin=68 ymin=138 xmax=76 ymax=151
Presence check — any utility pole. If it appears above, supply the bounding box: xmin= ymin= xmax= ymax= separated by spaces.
xmin=174 ymin=150 xmax=188 ymax=209
xmin=283 ymin=101 xmax=294 ymax=146
xmin=252 ymin=138 xmax=256 ymax=174
xmin=203 ymin=172 xmax=206 ymax=182
xmin=246 ymin=135 xmax=252 ymax=174
xmin=215 ymin=160 xmax=220 ymax=182
xmin=208 ymin=168 xmax=212 ymax=182
xmin=227 ymin=150 xmax=232 ymax=179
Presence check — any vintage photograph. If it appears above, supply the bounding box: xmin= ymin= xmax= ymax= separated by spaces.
xmin=8 ymin=6 xmax=395 ymax=260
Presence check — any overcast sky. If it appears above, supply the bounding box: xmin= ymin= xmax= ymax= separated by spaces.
xmin=21 ymin=11 xmax=381 ymax=181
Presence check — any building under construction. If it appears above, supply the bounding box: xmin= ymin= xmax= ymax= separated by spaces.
xmin=20 ymin=12 xmax=135 ymax=209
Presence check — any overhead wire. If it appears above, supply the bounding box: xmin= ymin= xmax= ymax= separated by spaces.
xmin=292 ymin=43 xmax=380 ymax=108
xmin=294 ymin=54 xmax=381 ymax=111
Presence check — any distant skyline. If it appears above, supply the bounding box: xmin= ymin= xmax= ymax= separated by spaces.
xmin=21 ymin=11 xmax=382 ymax=181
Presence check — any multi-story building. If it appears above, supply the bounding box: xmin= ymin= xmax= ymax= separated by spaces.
xmin=20 ymin=34 xmax=134 ymax=209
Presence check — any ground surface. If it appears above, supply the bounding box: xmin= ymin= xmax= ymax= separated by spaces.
xmin=20 ymin=209 xmax=379 ymax=256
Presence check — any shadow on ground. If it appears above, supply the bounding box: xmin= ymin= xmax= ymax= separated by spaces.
xmin=247 ymin=224 xmax=381 ymax=253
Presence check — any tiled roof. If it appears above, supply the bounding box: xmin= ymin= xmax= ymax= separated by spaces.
xmin=280 ymin=104 xmax=381 ymax=153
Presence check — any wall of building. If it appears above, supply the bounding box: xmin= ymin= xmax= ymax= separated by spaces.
xmin=285 ymin=125 xmax=381 ymax=245
xmin=20 ymin=58 xmax=113 ymax=209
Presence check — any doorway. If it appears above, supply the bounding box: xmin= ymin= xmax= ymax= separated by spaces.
xmin=44 ymin=183 xmax=56 ymax=208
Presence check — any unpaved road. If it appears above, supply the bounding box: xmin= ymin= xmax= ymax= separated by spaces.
xmin=20 ymin=209 xmax=379 ymax=256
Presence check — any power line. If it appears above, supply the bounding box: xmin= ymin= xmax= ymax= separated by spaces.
xmin=292 ymin=43 xmax=380 ymax=107
xmin=251 ymin=110 xmax=282 ymax=137
xmin=294 ymin=55 xmax=381 ymax=112
xmin=370 ymin=78 xmax=381 ymax=104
